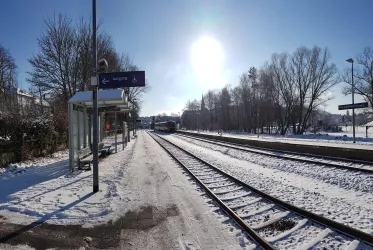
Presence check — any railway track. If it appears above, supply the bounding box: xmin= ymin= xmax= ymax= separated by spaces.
xmin=149 ymin=131 xmax=373 ymax=250
xmin=174 ymin=133 xmax=373 ymax=174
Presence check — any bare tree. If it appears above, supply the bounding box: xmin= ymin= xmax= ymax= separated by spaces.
xmin=238 ymin=73 xmax=252 ymax=132
xmin=205 ymin=90 xmax=216 ymax=130
xmin=271 ymin=52 xmax=296 ymax=134
xmin=183 ymin=99 xmax=200 ymax=130
xmin=0 ymin=44 xmax=18 ymax=110
xmin=27 ymin=14 xmax=79 ymax=103
xmin=258 ymin=63 xmax=277 ymax=133
xmin=219 ymin=86 xmax=231 ymax=130
xmin=231 ymin=86 xmax=241 ymax=130
xmin=342 ymin=46 xmax=373 ymax=111
xmin=183 ymin=45 xmax=339 ymax=135
xmin=27 ymin=13 xmax=148 ymax=124
xmin=291 ymin=46 xmax=339 ymax=134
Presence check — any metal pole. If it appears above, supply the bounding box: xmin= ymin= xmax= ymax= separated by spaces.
xmin=352 ymin=61 xmax=355 ymax=143
xmin=257 ymin=109 xmax=259 ymax=138
xmin=68 ymin=103 xmax=74 ymax=172
xmin=88 ymin=113 xmax=92 ymax=149
xmin=83 ymin=106 xmax=87 ymax=148
xmin=115 ymin=112 xmax=117 ymax=153
xmin=77 ymin=111 xmax=81 ymax=149
xmin=92 ymin=0 xmax=99 ymax=192
xmin=128 ymin=127 xmax=130 ymax=142
xmin=366 ymin=126 xmax=368 ymax=138
xmin=122 ymin=121 xmax=125 ymax=150
xmin=254 ymin=89 xmax=256 ymax=135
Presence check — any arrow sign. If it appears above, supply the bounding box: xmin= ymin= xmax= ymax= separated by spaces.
xmin=338 ymin=102 xmax=369 ymax=110
xmin=102 ymin=78 xmax=110 ymax=85
xmin=99 ymin=71 xmax=145 ymax=89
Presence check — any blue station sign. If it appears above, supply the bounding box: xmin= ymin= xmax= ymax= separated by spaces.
xmin=99 ymin=71 xmax=145 ymax=89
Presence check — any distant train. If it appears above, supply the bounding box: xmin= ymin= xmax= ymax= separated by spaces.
xmin=154 ymin=121 xmax=176 ymax=133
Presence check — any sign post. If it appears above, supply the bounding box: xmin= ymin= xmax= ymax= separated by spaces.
xmin=92 ymin=0 xmax=99 ymax=192
xmin=89 ymin=1 xmax=145 ymax=194
xmin=338 ymin=102 xmax=369 ymax=143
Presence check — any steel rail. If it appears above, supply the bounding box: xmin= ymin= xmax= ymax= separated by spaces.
xmin=148 ymin=132 xmax=276 ymax=250
xmin=175 ymin=133 xmax=373 ymax=174
xmin=150 ymin=131 xmax=373 ymax=247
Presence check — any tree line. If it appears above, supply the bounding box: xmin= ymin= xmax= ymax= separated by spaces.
xmin=183 ymin=45 xmax=373 ymax=135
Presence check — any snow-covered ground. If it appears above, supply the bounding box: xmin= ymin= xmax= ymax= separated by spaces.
xmin=261 ymin=125 xmax=373 ymax=147
xmin=0 ymin=135 xmax=136 ymax=227
xmin=0 ymin=132 xmax=256 ymax=249
xmin=0 ymin=244 xmax=35 ymax=250
xmin=173 ymin=134 xmax=373 ymax=192
xmin=117 ymin=131 xmax=255 ymax=249
xmin=162 ymin=133 xmax=373 ymax=235
xmin=183 ymin=127 xmax=373 ymax=149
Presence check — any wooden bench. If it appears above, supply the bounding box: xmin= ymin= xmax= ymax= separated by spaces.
xmin=98 ymin=142 xmax=112 ymax=157
xmin=78 ymin=147 xmax=93 ymax=170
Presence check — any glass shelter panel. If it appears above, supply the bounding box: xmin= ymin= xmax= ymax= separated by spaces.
xmin=72 ymin=107 xmax=79 ymax=168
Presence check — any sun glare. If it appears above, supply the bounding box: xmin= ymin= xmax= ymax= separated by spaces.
xmin=190 ymin=36 xmax=226 ymax=90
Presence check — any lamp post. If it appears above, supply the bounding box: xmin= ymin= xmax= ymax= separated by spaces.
xmin=92 ymin=0 xmax=99 ymax=192
xmin=346 ymin=58 xmax=355 ymax=143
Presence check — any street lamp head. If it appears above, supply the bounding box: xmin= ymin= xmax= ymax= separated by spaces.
xmin=346 ymin=58 xmax=354 ymax=63
xmin=98 ymin=58 xmax=108 ymax=72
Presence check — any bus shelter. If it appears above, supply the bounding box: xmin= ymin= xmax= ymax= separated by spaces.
xmin=68 ymin=89 xmax=129 ymax=171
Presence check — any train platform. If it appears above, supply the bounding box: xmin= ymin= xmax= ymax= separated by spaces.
xmin=0 ymin=132 xmax=250 ymax=250
xmin=177 ymin=130 xmax=373 ymax=162
xmin=180 ymin=130 xmax=373 ymax=150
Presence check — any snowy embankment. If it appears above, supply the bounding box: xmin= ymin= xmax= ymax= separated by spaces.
xmin=164 ymin=133 xmax=373 ymax=235
xmin=174 ymin=135 xmax=373 ymax=192
xmin=184 ymin=125 xmax=373 ymax=147
xmin=0 ymin=136 xmax=136 ymax=227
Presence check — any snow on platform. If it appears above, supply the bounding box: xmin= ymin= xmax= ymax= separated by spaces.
xmin=0 ymin=132 xmax=254 ymax=249
xmin=183 ymin=129 xmax=373 ymax=150
xmin=0 ymin=244 xmax=35 ymax=250
xmin=115 ymin=131 xmax=254 ymax=249
xmin=0 ymin=136 xmax=136 ymax=227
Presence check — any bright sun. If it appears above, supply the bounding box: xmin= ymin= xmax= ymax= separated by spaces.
xmin=190 ymin=36 xmax=225 ymax=90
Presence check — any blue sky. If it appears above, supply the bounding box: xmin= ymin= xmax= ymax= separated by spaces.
xmin=1 ymin=0 xmax=372 ymax=116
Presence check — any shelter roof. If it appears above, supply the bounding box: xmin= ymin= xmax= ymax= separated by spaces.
xmin=69 ymin=89 xmax=129 ymax=112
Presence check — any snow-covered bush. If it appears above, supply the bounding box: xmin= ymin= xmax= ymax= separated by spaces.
xmin=0 ymin=112 xmax=65 ymax=166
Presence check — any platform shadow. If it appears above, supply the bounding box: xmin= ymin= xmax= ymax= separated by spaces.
xmin=0 ymin=192 xmax=94 ymax=243
xmin=0 ymin=159 xmax=70 ymax=204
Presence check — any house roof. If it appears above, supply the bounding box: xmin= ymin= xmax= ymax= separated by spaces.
xmin=68 ymin=89 xmax=129 ymax=112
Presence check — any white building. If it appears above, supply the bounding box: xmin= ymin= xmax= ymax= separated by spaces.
xmin=0 ymin=87 xmax=50 ymax=114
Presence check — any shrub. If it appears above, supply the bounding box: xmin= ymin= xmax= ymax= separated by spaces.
xmin=0 ymin=112 xmax=66 ymax=166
